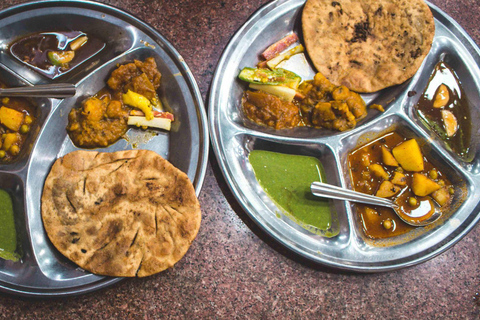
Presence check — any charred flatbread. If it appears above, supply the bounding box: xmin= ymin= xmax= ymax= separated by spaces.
xmin=302 ymin=0 xmax=435 ymax=92
xmin=41 ymin=150 xmax=201 ymax=277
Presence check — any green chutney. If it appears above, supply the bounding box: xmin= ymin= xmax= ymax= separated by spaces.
xmin=0 ymin=189 xmax=20 ymax=262
xmin=249 ymin=150 xmax=339 ymax=237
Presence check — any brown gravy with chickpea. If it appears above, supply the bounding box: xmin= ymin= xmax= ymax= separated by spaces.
xmin=0 ymin=82 xmax=35 ymax=162
xmin=348 ymin=132 xmax=454 ymax=239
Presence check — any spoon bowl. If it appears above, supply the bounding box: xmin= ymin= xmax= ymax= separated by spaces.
xmin=310 ymin=181 xmax=442 ymax=227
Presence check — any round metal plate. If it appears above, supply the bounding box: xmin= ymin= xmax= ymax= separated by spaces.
xmin=209 ymin=0 xmax=480 ymax=272
xmin=0 ymin=0 xmax=208 ymax=296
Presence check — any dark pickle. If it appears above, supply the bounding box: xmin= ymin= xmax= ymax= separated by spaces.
xmin=415 ymin=61 xmax=473 ymax=162
xmin=9 ymin=31 xmax=105 ymax=79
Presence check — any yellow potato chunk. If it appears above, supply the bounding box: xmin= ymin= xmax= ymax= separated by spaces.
xmin=362 ymin=206 xmax=382 ymax=226
xmin=391 ymin=172 xmax=407 ymax=186
xmin=123 ymin=90 xmax=153 ymax=120
xmin=381 ymin=146 xmax=398 ymax=166
xmin=369 ymin=164 xmax=389 ymax=180
xmin=82 ymin=98 xmax=105 ymax=121
xmin=392 ymin=139 xmax=424 ymax=172
xmin=412 ymin=173 xmax=441 ymax=197
xmin=431 ymin=187 xmax=451 ymax=206
xmin=2 ymin=133 xmax=19 ymax=151
xmin=376 ymin=181 xmax=400 ymax=198
xmin=0 ymin=106 xmax=25 ymax=132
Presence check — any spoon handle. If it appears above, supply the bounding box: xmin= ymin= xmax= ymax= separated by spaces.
xmin=311 ymin=181 xmax=398 ymax=209
xmin=0 ymin=83 xmax=76 ymax=98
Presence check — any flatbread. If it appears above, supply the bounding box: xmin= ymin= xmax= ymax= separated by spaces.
xmin=302 ymin=0 xmax=435 ymax=92
xmin=41 ymin=150 xmax=201 ymax=277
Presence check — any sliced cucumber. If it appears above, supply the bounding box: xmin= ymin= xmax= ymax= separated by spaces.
xmin=238 ymin=67 xmax=301 ymax=89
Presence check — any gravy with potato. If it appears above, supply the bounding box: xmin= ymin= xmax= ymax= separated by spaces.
xmin=348 ymin=132 xmax=454 ymax=239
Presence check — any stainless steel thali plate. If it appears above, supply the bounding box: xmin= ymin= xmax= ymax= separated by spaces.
xmin=209 ymin=0 xmax=480 ymax=271
xmin=0 ymin=0 xmax=208 ymax=296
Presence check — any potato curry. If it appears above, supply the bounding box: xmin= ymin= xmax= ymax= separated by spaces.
xmin=348 ymin=132 xmax=454 ymax=239
xmin=242 ymin=72 xmax=382 ymax=131
xmin=67 ymin=57 xmax=170 ymax=148
xmin=0 ymin=83 xmax=35 ymax=162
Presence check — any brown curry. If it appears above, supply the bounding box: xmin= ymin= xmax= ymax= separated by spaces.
xmin=67 ymin=57 xmax=162 ymax=148
xmin=242 ymin=72 xmax=377 ymax=131
xmin=348 ymin=132 xmax=454 ymax=239
xmin=0 ymin=82 xmax=35 ymax=162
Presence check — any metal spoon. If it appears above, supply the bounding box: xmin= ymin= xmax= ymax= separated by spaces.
xmin=310 ymin=181 xmax=442 ymax=227
xmin=0 ymin=83 xmax=76 ymax=98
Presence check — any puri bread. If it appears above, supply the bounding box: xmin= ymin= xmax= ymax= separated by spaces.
xmin=302 ymin=0 xmax=435 ymax=92
xmin=41 ymin=150 xmax=201 ymax=277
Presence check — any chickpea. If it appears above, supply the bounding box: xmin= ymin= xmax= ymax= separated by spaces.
xmin=361 ymin=170 xmax=371 ymax=180
xmin=448 ymin=187 xmax=455 ymax=195
xmin=395 ymin=167 xmax=404 ymax=173
xmin=2 ymin=97 xmax=9 ymax=104
xmin=438 ymin=180 xmax=445 ymax=187
xmin=408 ymin=197 xmax=418 ymax=207
xmin=20 ymin=124 xmax=30 ymax=134
xmin=383 ymin=219 xmax=392 ymax=230
xmin=24 ymin=115 xmax=33 ymax=125
xmin=429 ymin=169 xmax=438 ymax=180
xmin=0 ymin=150 xmax=5 ymax=158
xmin=361 ymin=153 xmax=370 ymax=167
xmin=9 ymin=145 xmax=20 ymax=156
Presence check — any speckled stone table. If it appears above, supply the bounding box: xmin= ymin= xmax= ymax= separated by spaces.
xmin=0 ymin=0 xmax=479 ymax=318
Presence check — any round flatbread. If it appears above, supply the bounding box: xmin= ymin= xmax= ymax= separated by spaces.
xmin=302 ymin=0 xmax=435 ymax=92
xmin=41 ymin=150 xmax=201 ymax=277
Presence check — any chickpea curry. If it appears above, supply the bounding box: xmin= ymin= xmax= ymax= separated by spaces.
xmin=348 ymin=132 xmax=454 ymax=239
xmin=0 ymin=83 xmax=35 ymax=162
xmin=416 ymin=61 xmax=473 ymax=161
xmin=67 ymin=57 xmax=172 ymax=148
